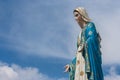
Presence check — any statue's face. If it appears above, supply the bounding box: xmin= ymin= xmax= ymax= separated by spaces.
xmin=74 ymin=11 xmax=83 ymax=23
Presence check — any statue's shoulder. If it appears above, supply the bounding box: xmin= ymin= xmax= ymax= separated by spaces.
xmin=86 ymin=22 xmax=96 ymax=32
xmin=85 ymin=22 xmax=97 ymax=35
xmin=87 ymin=22 xmax=95 ymax=28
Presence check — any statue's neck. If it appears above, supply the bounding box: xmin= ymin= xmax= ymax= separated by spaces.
xmin=78 ymin=21 xmax=87 ymax=29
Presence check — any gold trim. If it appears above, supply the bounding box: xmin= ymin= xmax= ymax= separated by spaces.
xmin=80 ymin=71 xmax=84 ymax=76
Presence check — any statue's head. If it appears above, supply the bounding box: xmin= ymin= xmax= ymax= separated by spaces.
xmin=73 ymin=7 xmax=91 ymax=23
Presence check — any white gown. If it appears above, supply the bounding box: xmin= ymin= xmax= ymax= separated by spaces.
xmin=74 ymin=34 xmax=88 ymax=80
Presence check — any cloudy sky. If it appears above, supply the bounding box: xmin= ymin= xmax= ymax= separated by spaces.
xmin=0 ymin=0 xmax=120 ymax=80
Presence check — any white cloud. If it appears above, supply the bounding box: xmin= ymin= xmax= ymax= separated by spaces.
xmin=105 ymin=66 xmax=120 ymax=80
xmin=0 ymin=62 xmax=66 ymax=80
xmin=57 ymin=78 xmax=67 ymax=80
xmin=0 ymin=66 xmax=18 ymax=80
xmin=1 ymin=62 xmax=120 ymax=80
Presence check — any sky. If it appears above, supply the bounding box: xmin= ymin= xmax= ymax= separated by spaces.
xmin=0 ymin=0 xmax=120 ymax=80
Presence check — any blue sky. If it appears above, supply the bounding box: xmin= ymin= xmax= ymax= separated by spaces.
xmin=0 ymin=0 xmax=120 ymax=80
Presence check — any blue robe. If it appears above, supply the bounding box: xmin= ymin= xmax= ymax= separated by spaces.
xmin=68 ymin=22 xmax=104 ymax=80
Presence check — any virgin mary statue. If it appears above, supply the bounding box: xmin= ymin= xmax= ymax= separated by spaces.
xmin=64 ymin=7 xmax=104 ymax=80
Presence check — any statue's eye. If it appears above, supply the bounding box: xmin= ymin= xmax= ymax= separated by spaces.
xmin=75 ymin=14 xmax=79 ymax=17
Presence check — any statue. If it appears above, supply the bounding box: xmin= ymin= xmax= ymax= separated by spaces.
xmin=64 ymin=7 xmax=104 ymax=80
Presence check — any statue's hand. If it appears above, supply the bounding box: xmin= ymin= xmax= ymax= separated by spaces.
xmin=78 ymin=46 xmax=84 ymax=52
xmin=78 ymin=44 xmax=84 ymax=52
xmin=64 ymin=64 xmax=70 ymax=72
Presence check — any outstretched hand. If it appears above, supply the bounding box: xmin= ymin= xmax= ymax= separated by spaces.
xmin=64 ymin=64 xmax=70 ymax=72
